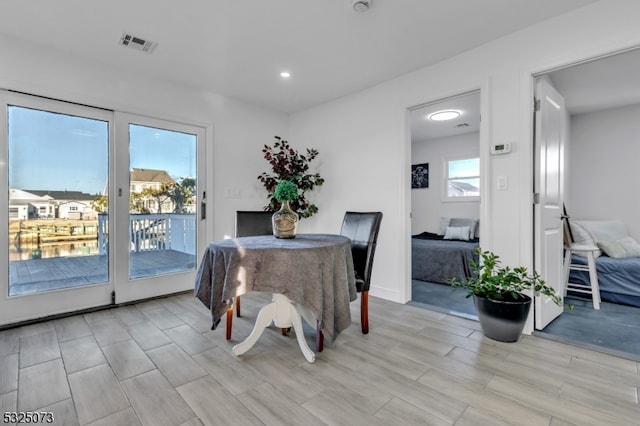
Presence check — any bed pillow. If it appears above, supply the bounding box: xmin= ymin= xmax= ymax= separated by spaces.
xmin=450 ymin=218 xmax=479 ymax=239
xmin=438 ymin=217 xmax=451 ymax=235
xmin=597 ymin=236 xmax=640 ymax=258
xmin=569 ymin=221 xmax=601 ymax=258
xmin=443 ymin=226 xmax=470 ymax=241
xmin=574 ymin=220 xmax=628 ymax=242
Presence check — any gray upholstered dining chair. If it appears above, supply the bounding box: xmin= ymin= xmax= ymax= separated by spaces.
xmin=317 ymin=211 xmax=383 ymax=351
xmin=226 ymin=211 xmax=273 ymax=340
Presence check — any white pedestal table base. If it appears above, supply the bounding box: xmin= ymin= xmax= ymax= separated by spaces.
xmin=232 ymin=293 xmax=316 ymax=363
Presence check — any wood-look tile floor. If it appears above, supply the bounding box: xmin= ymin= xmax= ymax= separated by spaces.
xmin=1 ymin=292 xmax=638 ymax=425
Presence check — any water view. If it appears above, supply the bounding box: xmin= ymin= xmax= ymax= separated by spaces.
xmin=9 ymin=240 xmax=99 ymax=261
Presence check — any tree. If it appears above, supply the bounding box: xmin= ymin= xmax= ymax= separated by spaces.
xmin=169 ymin=177 xmax=196 ymax=213
xmin=130 ymin=191 xmax=149 ymax=213
xmin=92 ymin=195 xmax=108 ymax=213
xmin=141 ymin=183 xmax=173 ymax=214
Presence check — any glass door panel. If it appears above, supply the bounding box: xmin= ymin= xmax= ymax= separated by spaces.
xmin=128 ymin=124 xmax=197 ymax=279
xmin=8 ymin=106 xmax=109 ymax=295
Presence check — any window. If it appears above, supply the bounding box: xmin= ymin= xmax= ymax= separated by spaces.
xmin=445 ymin=157 xmax=480 ymax=200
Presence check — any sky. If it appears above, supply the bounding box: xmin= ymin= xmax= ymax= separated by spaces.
xmin=9 ymin=106 xmax=196 ymax=195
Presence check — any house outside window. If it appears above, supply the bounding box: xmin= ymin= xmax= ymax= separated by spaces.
xmin=444 ymin=157 xmax=480 ymax=201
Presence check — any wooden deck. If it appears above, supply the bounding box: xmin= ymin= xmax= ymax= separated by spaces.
xmin=9 ymin=250 xmax=196 ymax=296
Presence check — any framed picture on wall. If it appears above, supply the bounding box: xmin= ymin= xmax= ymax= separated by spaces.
xmin=411 ymin=163 xmax=429 ymax=188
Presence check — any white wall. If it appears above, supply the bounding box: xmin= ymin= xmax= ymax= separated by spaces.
xmin=3 ymin=1 xmax=640 ymax=330
xmin=289 ymin=0 xmax=640 ymax=308
xmin=568 ymin=103 xmax=640 ymax=241
xmin=0 ymin=33 xmax=289 ymax=245
xmin=411 ymin=132 xmax=480 ymax=235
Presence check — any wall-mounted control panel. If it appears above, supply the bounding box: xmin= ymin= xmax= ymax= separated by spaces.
xmin=491 ymin=142 xmax=512 ymax=155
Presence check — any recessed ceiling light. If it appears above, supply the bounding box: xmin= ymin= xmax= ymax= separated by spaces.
xmin=428 ymin=110 xmax=461 ymax=121
xmin=280 ymin=71 xmax=291 ymax=78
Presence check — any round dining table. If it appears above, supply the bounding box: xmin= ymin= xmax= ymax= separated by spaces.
xmin=194 ymin=233 xmax=357 ymax=362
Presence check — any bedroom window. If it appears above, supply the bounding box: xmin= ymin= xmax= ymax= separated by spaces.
xmin=445 ymin=157 xmax=480 ymax=200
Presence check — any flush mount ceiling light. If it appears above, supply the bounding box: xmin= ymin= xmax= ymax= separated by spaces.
xmin=428 ymin=110 xmax=461 ymax=121
xmin=280 ymin=71 xmax=291 ymax=78
xmin=352 ymin=0 xmax=372 ymax=12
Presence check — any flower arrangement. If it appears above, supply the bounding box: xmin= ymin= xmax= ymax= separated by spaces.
xmin=273 ymin=180 xmax=298 ymax=203
xmin=258 ymin=136 xmax=324 ymax=218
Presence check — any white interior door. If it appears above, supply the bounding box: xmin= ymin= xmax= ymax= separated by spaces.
xmin=534 ymin=77 xmax=566 ymax=329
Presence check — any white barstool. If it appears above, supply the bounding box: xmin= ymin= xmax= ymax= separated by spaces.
xmin=564 ymin=244 xmax=600 ymax=310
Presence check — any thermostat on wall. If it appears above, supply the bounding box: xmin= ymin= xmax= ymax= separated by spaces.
xmin=491 ymin=142 xmax=512 ymax=155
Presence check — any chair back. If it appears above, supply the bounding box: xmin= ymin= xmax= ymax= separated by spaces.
xmin=235 ymin=211 xmax=274 ymax=237
xmin=340 ymin=211 xmax=383 ymax=292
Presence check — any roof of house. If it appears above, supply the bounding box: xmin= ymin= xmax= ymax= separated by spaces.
xmin=9 ymin=188 xmax=46 ymax=201
xmin=449 ymin=182 xmax=479 ymax=193
xmin=26 ymin=190 xmax=97 ymax=201
xmin=58 ymin=200 xmax=89 ymax=207
xmin=130 ymin=168 xmax=175 ymax=184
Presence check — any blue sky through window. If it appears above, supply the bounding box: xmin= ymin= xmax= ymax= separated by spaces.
xmin=448 ymin=158 xmax=479 ymax=179
xmin=8 ymin=106 xmax=196 ymax=194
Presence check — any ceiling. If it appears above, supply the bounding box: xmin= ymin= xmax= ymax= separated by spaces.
xmin=0 ymin=0 xmax=598 ymax=113
xmin=548 ymin=47 xmax=640 ymax=115
xmin=410 ymin=91 xmax=480 ymax=142
xmin=410 ymin=47 xmax=640 ymax=143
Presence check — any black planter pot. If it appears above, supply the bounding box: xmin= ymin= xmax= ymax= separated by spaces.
xmin=474 ymin=294 xmax=532 ymax=342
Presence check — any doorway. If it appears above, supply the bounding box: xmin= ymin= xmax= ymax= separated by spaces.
xmin=409 ymin=91 xmax=481 ymax=318
xmin=533 ymin=48 xmax=640 ymax=359
xmin=0 ymin=92 xmax=207 ymax=326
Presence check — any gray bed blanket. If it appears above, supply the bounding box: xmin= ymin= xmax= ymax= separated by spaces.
xmin=194 ymin=234 xmax=357 ymax=345
xmin=412 ymin=233 xmax=479 ymax=284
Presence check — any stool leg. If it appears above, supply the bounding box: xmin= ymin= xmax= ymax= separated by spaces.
xmin=586 ymin=251 xmax=600 ymax=310
xmin=563 ymin=248 xmax=572 ymax=298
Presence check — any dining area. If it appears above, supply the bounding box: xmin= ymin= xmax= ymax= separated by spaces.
xmin=193 ymin=211 xmax=383 ymax=363
xmin=3 ymin=216 xmax=636 ymax=425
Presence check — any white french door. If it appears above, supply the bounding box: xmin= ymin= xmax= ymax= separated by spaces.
xmin=0 ymin=92 xmax=207 ymax=325
xmin=113 ymin=112 xmax=206 ymax=303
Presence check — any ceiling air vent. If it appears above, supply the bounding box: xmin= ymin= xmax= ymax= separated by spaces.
xmin=119 ymin=33 xmax=157 ymax=54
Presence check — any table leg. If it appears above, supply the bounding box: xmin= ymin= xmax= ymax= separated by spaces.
xmin=232 ymin=294 xmax=316 ymax=363
xmin=295 ymin=302 xmax=323 ymax=352
xmin=232 ymin=301 xmax=276 ymax=356
xmin=296 ymin=303 xmax=317 ymax=328
xmin=287 ymin=302 xmax=315 ymax=363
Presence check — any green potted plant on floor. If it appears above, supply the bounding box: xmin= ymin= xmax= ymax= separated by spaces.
xmin=449 ymin=248 xmax=562 ymax=342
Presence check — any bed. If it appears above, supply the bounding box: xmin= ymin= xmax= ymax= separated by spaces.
xmin=411 ymin=217 xmax=480 ymax=284
xmin=568 ymin=220 xmax=640 ymax=308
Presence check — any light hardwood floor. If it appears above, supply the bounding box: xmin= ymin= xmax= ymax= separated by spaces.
xmin=0 ymin=292 xmax=638 ymax=425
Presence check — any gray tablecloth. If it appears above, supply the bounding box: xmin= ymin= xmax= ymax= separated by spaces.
xmin=194 ymin=234 xmax=357 ymax=344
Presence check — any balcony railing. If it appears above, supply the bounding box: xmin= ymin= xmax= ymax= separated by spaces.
xmin=98 ymin=213 xmax=196 ymax=255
